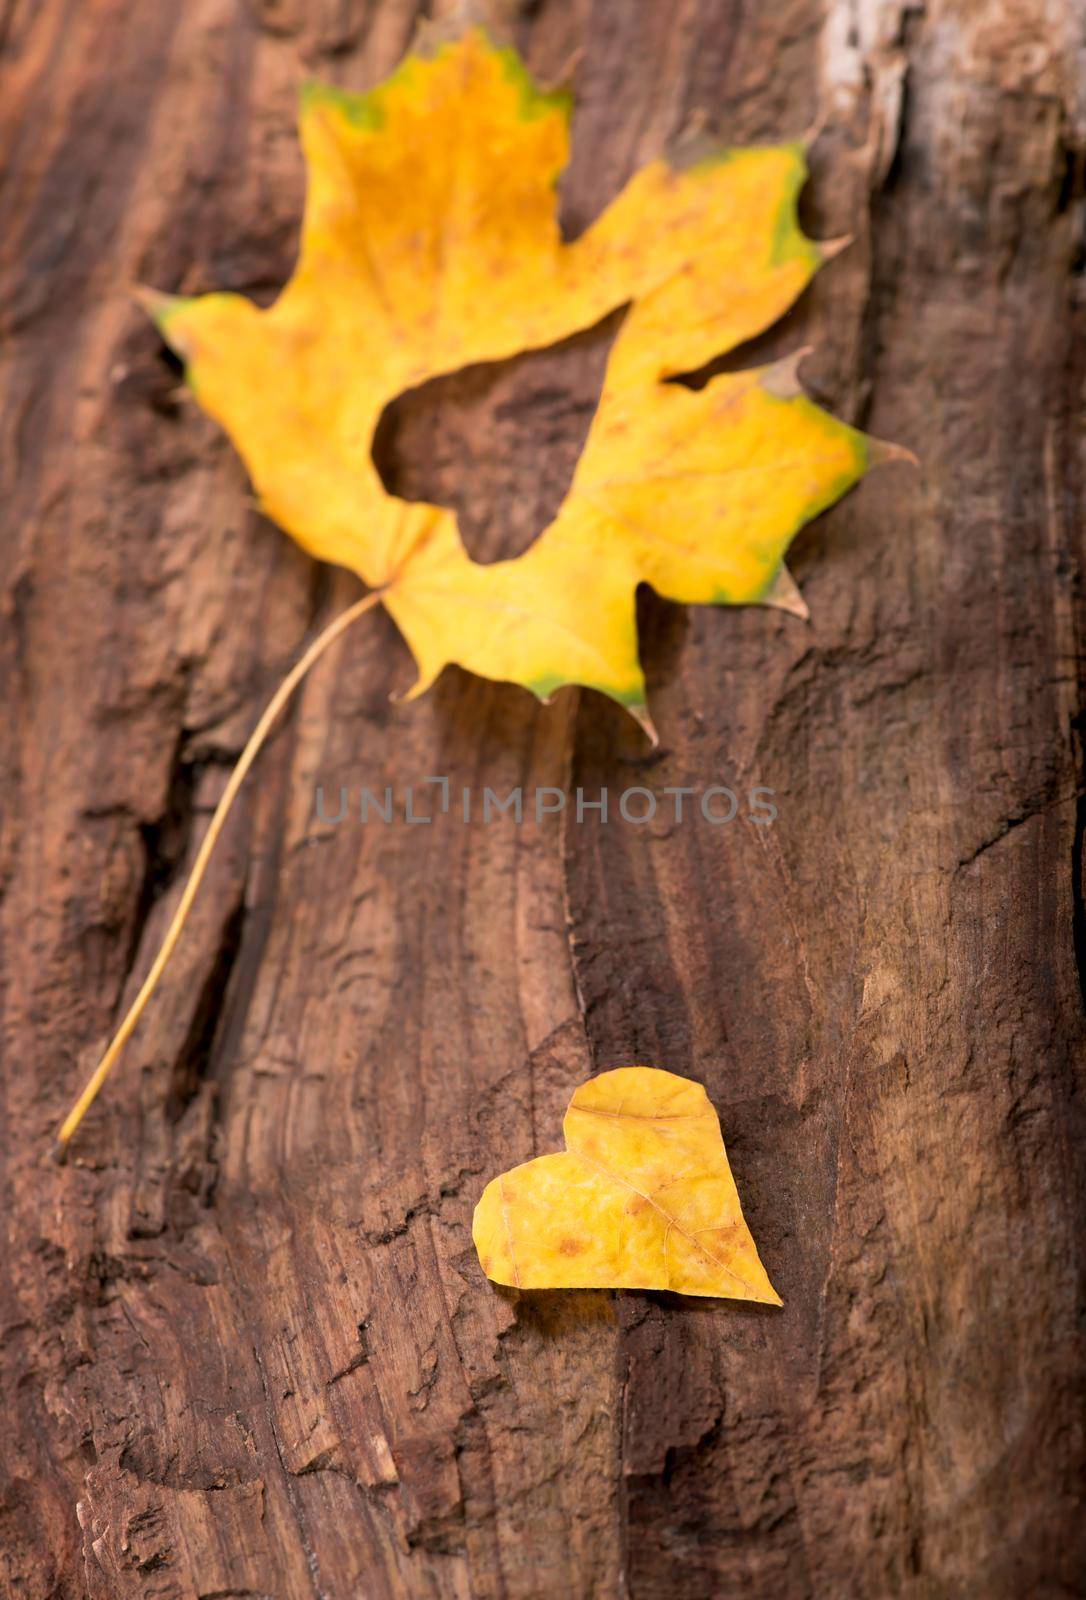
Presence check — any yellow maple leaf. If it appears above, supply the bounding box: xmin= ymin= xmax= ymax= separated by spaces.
xmin=473 ymin=1066 xmax=780 ymax=1302
xmin=144 ymin=26 xmax=901 ymax=726
xmin=57 ymin=28 xmax=909 ymax=1153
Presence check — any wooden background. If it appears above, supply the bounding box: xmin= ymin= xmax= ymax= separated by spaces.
xmin=2 ymin=0 xmax=1084 ymax=1595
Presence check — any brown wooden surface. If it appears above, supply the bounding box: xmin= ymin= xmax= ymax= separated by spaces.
xmin=2 ymin=1 xmax=1085 ymax=1596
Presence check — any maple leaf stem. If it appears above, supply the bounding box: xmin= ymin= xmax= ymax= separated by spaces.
xmin=53 ymin=588 xmax=386 ymax=1159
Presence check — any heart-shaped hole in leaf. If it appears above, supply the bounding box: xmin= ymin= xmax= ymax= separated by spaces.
xmin=373 ymin=311 xmax=624 ymax=565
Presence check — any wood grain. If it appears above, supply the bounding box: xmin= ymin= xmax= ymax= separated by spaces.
xmin=1 ymin=1 xmax=1084 ymax=1595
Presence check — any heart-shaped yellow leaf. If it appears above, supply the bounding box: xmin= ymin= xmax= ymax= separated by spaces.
xmin=473 ymin=1066 xmax=781 ymax=1302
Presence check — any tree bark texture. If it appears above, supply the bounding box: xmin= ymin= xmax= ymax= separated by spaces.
xmin=1 ymin=1 xmax=1084 ymax=1596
